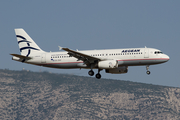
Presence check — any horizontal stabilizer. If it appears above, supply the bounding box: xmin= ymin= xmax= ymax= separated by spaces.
xmin=10 ymin=54 xmax=32 ymax=59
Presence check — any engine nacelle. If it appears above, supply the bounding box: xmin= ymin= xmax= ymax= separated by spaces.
xmin=105 ymin=66 xmax=128 ymax=74
xmin=98 ymin=60 xmax=118 ymax=69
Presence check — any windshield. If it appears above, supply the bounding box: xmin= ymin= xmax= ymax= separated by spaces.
xmin=154 ymin=51 xmax=163 ymax=54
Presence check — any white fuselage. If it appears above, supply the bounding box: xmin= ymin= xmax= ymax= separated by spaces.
xmin=12 ymin=28 xmax=170 ymax=79
xmin=14 ymin=47 xmax=169 ymax=69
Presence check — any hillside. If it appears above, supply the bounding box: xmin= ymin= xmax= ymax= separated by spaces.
xmin=0 ymin=69 xmax=180 ymax=120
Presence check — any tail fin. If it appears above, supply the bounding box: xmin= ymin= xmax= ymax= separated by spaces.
xmin=15 ymin=28 xmax=45 ymax=56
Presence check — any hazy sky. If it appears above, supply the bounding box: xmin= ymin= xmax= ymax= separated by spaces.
xmin=0 ymin=1 xmax=179 ymax=87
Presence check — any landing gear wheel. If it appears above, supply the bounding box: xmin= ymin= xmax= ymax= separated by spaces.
xmin=88 ymin=70 xmax=94 ymax=76
xmin=146 ymin=71 xmax=150 ymax=75
xmin=146 ymin=65 xmax=150 ymax=75
xmin=96 ymin=73 xmax=101 ymax=79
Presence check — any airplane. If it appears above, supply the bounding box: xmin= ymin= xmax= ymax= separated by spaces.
xmin=11 ymin=28 xmax=170 ymax=79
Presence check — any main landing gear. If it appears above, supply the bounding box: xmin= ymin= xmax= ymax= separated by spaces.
xmin=88 ymin=69 xmax=102 ymax=79
xmin=146 ymin=65 xmax=151 ymax=75
xmin=88 ymin=70 xmax=94 ymax=76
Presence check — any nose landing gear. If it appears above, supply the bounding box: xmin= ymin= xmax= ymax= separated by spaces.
xmin=146 ymin=65 xmax=150 ymax=75
xmin=146 ymin=71 xmax=151 ymax=75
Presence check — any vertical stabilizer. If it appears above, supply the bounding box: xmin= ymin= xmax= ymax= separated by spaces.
xmin=15 ymin=28 xmax=45 ymax=56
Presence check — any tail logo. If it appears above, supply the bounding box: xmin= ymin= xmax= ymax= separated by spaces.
xmin=17 ymin=35 xmax=40 ymax=62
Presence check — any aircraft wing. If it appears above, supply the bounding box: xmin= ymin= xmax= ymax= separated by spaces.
xmin=62 ymin=48 xmax=102 ymax=64
xmin=10 ymin=54 xmax=32 ymax=59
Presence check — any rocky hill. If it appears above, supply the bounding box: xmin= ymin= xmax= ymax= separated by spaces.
xmin=0 ymin=69 xmax=180 ymax=120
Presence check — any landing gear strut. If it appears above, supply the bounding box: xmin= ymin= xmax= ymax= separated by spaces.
xmin=88 ymin=64 xmax=95 ymax=76
xmin=146 ymin=65 xmax=150 ymax=75
xmin=88 ymin=69 xmax=102 ymax=79
xmin=96 ymin=69 xmax=102 ymax=79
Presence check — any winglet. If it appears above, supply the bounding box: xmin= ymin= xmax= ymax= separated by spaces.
xmin=58 ymin=46 xmax=63 ymax=50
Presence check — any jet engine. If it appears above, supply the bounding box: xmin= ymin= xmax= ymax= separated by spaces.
xmin=105 ymin=66 xmax=128 ymax=74
xmin=98 ymin=60 xmax=118 ymax=69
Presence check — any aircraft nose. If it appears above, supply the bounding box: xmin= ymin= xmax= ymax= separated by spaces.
xmin=164 ymin=54 xmax=170 ymax=62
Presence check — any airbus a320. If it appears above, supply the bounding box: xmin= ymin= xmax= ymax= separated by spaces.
xmin=11 ymin=29 xmax=170 ymax=79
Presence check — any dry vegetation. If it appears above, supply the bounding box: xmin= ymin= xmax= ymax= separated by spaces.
xmin=0 ymin=69 xmax=180 ymax=120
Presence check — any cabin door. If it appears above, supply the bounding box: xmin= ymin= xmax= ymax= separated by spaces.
xmin=144 ymin=48 xmax=149 ymax=58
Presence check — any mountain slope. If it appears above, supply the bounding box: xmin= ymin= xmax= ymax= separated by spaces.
xmin=0 ymin=69 xmax=180 ymax=120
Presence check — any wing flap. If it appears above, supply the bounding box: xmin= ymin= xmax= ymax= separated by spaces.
xmin=62 ymin=48 xmax=102 ymax=63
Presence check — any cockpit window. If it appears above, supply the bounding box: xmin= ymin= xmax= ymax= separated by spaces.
xmin=154 ymin=51 xmax=163 ymax=54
